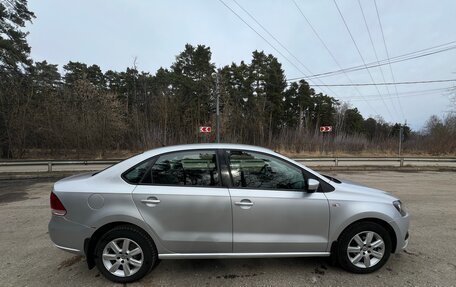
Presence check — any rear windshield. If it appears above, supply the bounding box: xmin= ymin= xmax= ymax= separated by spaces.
xmin=92 ymin=152 xmax=143 ymax=176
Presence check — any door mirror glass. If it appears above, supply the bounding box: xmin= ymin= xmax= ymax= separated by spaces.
xmin=307 ymin=178 xmax=320 ymax=192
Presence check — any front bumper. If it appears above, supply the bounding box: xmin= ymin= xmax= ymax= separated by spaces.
xmin=402 ymin=231 xmax=409 ymax=250
xmin=48 ymin=215 xmax=94 ymax=255
xmin=389 ymin=212 xmax=410 ymax=252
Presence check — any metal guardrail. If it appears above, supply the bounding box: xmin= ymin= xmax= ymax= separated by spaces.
xmin=0 ymin=157 xmax=455 ymax=172
xmin=293 ymin=157 xmax=456 ymax=167
xmin=0 ymin=160 xmax=119 ymax=172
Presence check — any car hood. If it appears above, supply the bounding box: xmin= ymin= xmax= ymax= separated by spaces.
xmin=332 ymin=178 xmax=398 ymax=202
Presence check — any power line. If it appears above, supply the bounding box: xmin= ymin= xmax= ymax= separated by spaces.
xmin=231 ymin=0 xmax=311 ymax=77
xmin=358 ymin=0 xmax=398 ymax=116
xmin=333 ymin=0 xmax=395 ymax=121
xmin=350 ymin=92 xmax=447 ymax=102
xmin=217 ymin=0 xmax=304 ymax=77
xmin=350 ymin=86 xmax=452 ymax=98
xmin=224 ymin=0 xmax=346 ymax=98
xmin=232 ymin=0 xmax=346 ymax=98
xmin=347 ymin=87 xmax=453 ymax=101
xmin=291 ymin=0 xmax=379 ymax=115
xmin=304 ymin=78 xmax=456 ymax=87
xmin=374 ymin=0 xmax=405 ymax=122
xmin=218 ymin=0 xmax=336 ymax=97
xmin=228 ymin=0 xmax=341 ymax=98
xmin=290 ymin=42 xmax=456 ymax=80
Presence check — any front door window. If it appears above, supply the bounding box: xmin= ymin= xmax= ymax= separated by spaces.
xmin=227 ymin=150 xmax=305 ymax=190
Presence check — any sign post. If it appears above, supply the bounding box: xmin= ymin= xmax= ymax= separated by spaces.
xmin=320 ymin=126 xmax=333 ymax=154
xmin=199 ymin=126 xmax=212 ymax=143
xmin=199 ymin=126 xmax=212 ymax=133
xmin=216 ymin=69 xmax=221 ymax=143
xmin=319 ymin=126 xmax=333 ymax=132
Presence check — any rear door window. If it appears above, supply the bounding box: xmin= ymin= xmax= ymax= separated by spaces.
xmin=142 ymin=150 xmax=220 ymax=187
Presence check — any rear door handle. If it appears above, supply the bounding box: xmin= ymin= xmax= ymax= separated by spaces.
xmin=141 ymin=197 xmax=160 ymax=206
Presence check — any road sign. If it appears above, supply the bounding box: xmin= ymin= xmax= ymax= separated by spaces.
xmin=199 ymin=126 xmax=212 ymax=133
xmin=320 ymin=126 xmax=332 ymax=132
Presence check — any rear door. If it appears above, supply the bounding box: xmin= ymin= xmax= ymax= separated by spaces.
xmin=131 ymin=149 xmax=232 ymax=253
xmin=225 ymin=150 xmax=330 ymax=253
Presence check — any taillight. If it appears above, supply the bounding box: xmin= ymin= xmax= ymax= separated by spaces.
xmin=50 ymin=191 xmax=66 ymax=216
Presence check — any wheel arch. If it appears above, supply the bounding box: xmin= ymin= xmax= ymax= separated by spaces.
xmin=84 ymin=221 xmax=157 ymax=269
xmin=330 ymin=217 xmax=397 ymax=255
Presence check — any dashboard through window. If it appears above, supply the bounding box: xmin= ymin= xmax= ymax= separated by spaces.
xmin=227 ymin=150 xmax=305 ymax=190
xmin=142 ymin=150 xmax=220 ymax=187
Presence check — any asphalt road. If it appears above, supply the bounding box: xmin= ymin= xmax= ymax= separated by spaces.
xmin=0 ymin=171 xmax=455 ymax=286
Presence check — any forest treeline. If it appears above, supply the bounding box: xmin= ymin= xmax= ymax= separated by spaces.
xmin=1 ymin=1 xmax=455 ymax=158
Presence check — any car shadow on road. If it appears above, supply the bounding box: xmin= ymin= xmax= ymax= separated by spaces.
xmin=0 ymin=179 xmax=48 ymax=204
xmin=141 ymin=257 xmax=335 ymax=283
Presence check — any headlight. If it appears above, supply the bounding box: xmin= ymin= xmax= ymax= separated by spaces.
xmin=393 ymin=200 xmax=407 ymax=216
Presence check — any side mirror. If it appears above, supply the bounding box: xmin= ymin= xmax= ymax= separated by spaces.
xmin=307 ymin=178 xmax=320 ymax=192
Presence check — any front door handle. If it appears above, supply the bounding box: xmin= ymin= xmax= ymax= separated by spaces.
xmin=235 ymin=201 xmax=253 ymax=206
xmin=235 ymin=199 xmax=254 ymax=208
xmin=141 ymin=197 xmax=160 ymax=206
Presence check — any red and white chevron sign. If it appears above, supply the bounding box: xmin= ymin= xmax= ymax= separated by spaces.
xmin=199 ymin=126 xmax=212 ymax=133
xmin=320 ymin=126 xmax=333 ymax=132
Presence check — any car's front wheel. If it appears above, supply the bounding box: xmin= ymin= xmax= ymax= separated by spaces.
xmin=94 ymin=225 xmax=158 ymax=283
xmin=337 ymin=222 xmax=392 ymax=273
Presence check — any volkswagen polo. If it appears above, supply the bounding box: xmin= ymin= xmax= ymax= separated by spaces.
xmin=48 ymin=144 xmax=409 ymax=283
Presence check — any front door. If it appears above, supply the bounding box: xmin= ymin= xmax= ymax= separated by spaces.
xmin=132 ymin=150 xmax=232 ymax=253
xmin=226 ymin=150 xmax=330 ymax=253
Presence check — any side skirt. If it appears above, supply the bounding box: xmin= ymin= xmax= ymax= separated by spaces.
xmin=159 ymin=252 xmax=330 ymax=259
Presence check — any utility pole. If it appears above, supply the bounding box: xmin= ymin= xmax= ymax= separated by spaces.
xmin=216 ymin=69 xmax=221 ymax=143
xmin=398 ymin=125 xmax=403 ymax=157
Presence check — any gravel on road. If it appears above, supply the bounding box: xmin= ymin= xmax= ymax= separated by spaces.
xmin=0 ymin=171 xmax=455 ymax=287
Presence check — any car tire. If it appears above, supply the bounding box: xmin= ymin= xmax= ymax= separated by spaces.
xmin=337 ymin=222 xmax=392 ymax=274
xmin=94 ymin=225 xmax=158 ymax=283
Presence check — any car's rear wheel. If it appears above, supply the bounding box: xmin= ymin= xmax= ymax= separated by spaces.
xmin=337 ymin=222 xmax=392 ymax=273
xmin=94 ymin=225 xmax=158 ymax=283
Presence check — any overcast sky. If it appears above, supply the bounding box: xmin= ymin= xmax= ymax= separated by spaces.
xmin=26 ymin=0 xmax=456 ymax=130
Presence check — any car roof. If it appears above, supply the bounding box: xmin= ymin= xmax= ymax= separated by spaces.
xmin=142 ymin=143 xmax=275 ymax=157
xmin=92 ymin=143 xmax=329 ymax=185
xmin=91 ymin=143 xmax=278 ymax=179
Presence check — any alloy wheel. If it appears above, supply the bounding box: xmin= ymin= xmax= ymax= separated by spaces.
xmin=102 ymin=238 xmax=144 ymax=277
xmin=347 ymin=231 xmax=385 ymax=268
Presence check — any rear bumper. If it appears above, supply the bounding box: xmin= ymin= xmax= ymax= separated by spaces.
xmin=54 ymin=243 xmax=82 ymax=254
xmin=48 ymin=215 xmax=94 ymax=255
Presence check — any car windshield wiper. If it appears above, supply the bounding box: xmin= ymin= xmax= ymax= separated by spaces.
xmin=322 ymin=174 xmax=341 ymax=183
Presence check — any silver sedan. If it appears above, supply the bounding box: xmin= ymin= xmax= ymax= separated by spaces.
xmin=48 ymin=144 xmax=409 ymax=283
